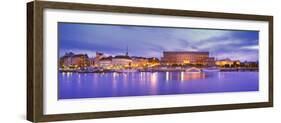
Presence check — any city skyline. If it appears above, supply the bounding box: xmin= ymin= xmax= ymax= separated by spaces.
xmin=58 ymin=22 xmax=259 ymax=62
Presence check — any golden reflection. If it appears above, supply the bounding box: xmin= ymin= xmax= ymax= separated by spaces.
xmin=66 ymin=72 xmax=72 ymax=77
xmin=113 ymin=72 xmax=118 ymax=78
xmin=65 ymin=72 xmax=72 ymax=83
xmin=180 ymin=71 xmax=184 ymax=81
xmin=150 ymin=73 xmax=158 ymax=86
xmin=166 ymin=72 xmax=169 ymax=81
xmin=165 ymin=72 xmax=206 ymax=81
xmin=186 ymin=72 xmax=205 ymax=80
xmin=149 ymin=73 xmax=158 ymax=94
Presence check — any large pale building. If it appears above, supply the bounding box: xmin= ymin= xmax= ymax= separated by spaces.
xmin=161 ymin=51 xmax=215 ymax=66
xmin=97 ymin=47 xmax=133 ymax=69
xmin=97 ymin=55 xmax=133 ymax=69
xmin=112 ymin=55 xmax=132 ymax=67
xmin=98 ymin=57 xmax=113 ymax=68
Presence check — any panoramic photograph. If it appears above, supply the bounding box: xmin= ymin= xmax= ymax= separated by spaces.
xmin=58 ymin=22 xmax=259 ymax=100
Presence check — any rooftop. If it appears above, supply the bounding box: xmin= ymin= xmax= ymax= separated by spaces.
xmin=114 ymin=55 xmax=132 ymax=59
xmin=163 ymin=51 xmax=209 ymax=55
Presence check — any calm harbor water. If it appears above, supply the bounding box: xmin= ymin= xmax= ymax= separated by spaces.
xmin=58 ymin=71 xmax=259 ymax=99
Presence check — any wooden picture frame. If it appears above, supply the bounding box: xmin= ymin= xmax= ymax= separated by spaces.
xmin=27 ymin=1 xmax=273 ymax=122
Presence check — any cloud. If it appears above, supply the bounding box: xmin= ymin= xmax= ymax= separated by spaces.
xmin=172 ymin=29 xmax=232 ymax=42
xmin=59 ymin=23 xmax=259 ymax=61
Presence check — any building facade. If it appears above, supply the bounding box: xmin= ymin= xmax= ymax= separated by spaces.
xmin=161 ymin=51 xmax=215 ymax=66
xmin=98 ymin=57 xmax=113 ymax=69
xmin=131 ymin=56 xmax=148 ymax=68
xmin=93 ymin=52 xmax=105 ymax=66
xmin=215 ymin=58 xmax=240 ymax=67
xmin=112 ymin=55 xmax=132 ymax=67
xmin=60 ymin=52 xmax=90 ymax=69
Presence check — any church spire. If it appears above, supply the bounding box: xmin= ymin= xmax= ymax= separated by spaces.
xmin=125 ymin=46 xmax=129 ymax=56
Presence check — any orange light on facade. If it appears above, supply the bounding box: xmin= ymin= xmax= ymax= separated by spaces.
xmin=183 ymin=60 xmax=190 ymax=64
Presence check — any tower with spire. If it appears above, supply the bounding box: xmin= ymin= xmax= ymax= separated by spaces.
xmin=125 ymin=46 xmax=129 ymax=56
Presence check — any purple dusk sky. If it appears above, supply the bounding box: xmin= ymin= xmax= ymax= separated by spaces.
xmin=58 ymin=22 xmax=259 ymax=62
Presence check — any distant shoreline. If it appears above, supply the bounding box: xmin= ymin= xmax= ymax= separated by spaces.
xmin=59 ymin=68 xmax=258 ymax=73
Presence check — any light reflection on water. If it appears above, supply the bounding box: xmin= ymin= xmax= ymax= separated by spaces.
xmin=59 ymin=71 xmax=259 ymax=99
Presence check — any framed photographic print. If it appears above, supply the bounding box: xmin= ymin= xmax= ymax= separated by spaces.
xmin=27 ymin=0 xmax=273 ymax=122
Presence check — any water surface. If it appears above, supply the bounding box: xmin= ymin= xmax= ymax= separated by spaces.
xmin=58 ymin=72 xmax=259 ymax=99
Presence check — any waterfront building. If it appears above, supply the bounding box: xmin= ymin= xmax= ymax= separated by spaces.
xmin=94 ymin=47 xmax=133 ymax=69
xmin=131 ymin=56 xmax=148 ymax=68
xmin=161 ymin=51 xmax=215 ymax=66
xmin=60 ymin=52 xmax=90 ymax=69
xmin=215 ymin=58 xmax=240 ymax=67
xmin=243 ymin=61 xmax=258 ymax=68
xmin=59 ymin=52 xmax=74 ymax=67
xmin=205 ymin=57 xmax=216 ymax=66
xmin=147 ymin=57 xmax=160 ymax=67
xmin=93 ymin=52 xmax=105 ymax=66
xmin=112 ymin=55 xmax=132 ymax=67
xmin=148 ymin=57 xmax=160 ymax=64
xmin=98 ymin=57 xmax=113 ymax=69
xmin=88 ymin=58 xmax=95 ymax=66
xmin=111 ymin=46 xmax=133 ymax=68
xmin=96 ymin=55 xmax=133 ymax=69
